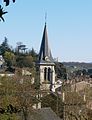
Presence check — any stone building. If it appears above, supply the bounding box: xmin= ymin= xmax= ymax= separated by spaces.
xmin=37 ymin=23 xmax=55 ymax=92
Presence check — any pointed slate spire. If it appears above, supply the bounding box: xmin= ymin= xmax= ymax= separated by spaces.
xmin=39 ymin=23 xmax=54 ymax=63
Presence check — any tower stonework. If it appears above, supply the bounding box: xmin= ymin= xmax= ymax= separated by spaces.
xmin=37 ymin=23 xmax=55 ymax=92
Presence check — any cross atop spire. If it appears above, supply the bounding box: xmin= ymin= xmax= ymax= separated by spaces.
xmin=39 ymin=23 xmax=54 ymax=64
xmin=45 ymin=12 xmax=47 ymax=25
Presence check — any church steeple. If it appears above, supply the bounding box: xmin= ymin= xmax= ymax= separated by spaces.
xmin=39 ymin=23 xmax=54 ymax=63
xmin=37 ymin=22 xmax=55 ymax=92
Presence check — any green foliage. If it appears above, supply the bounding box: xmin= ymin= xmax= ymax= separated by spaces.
xmin=42 ymin=94 xmax=57 ymax=110
xmin=30 ymin=48 xmax=38 ymax=61
xmin=0 ymin=37 xmax=11 ymax=55
xmin=4 ymin=51 xmax=15 ymax=67
xmin=0 ymin=75 xmax=38 ymax=120
xmin=0 ymin=113 xmax=19 ymax=120
xmin=16 ymin=55 xmax=34 ymax=68
xmin=55 ymin=62 xmax=67 ymax=79
xmin=0 ymin=39 xmax=38 ymax=69
xmin=14 ymin=43 xmax=38 ymax=68
xmin=41 ymin=93 xmax=63 ymax=118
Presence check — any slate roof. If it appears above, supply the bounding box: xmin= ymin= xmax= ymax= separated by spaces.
xmin=29 ymin=107 xmax=62 ymax=120
xmin=71 ymin=81 xmax=92 ymax=92
xmin=38 ymin=23 xmax=54 ymax=65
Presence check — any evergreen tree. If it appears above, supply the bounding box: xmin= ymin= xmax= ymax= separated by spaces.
xmin=0 ymin=37 xmax=11 ymax=55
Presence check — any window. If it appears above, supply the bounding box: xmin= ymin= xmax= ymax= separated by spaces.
xmin=44 ymin=67 xmax=47 ymax=80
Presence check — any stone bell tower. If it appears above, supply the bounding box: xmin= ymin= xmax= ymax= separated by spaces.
xmin=37 ymin=23 xmax=55 ymax=92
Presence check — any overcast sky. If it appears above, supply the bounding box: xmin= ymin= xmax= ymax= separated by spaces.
xmin=0 ymin=0 xmax=92 ymax=62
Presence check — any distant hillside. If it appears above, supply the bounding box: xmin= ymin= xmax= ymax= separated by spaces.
xmin=62 ymin=62 xmax=92 ymax=69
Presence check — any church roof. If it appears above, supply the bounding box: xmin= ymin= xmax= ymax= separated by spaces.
xmin=38 ymin=23 xmax=54 ymax=64
xmin=29 ymin=108 xmax=62 ymax=120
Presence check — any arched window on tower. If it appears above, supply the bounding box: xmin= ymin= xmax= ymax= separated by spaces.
xmin=44 ymin=67 xmax=47 ymax=81
xmin=48 ymin=67 xmax=51 ymax=82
